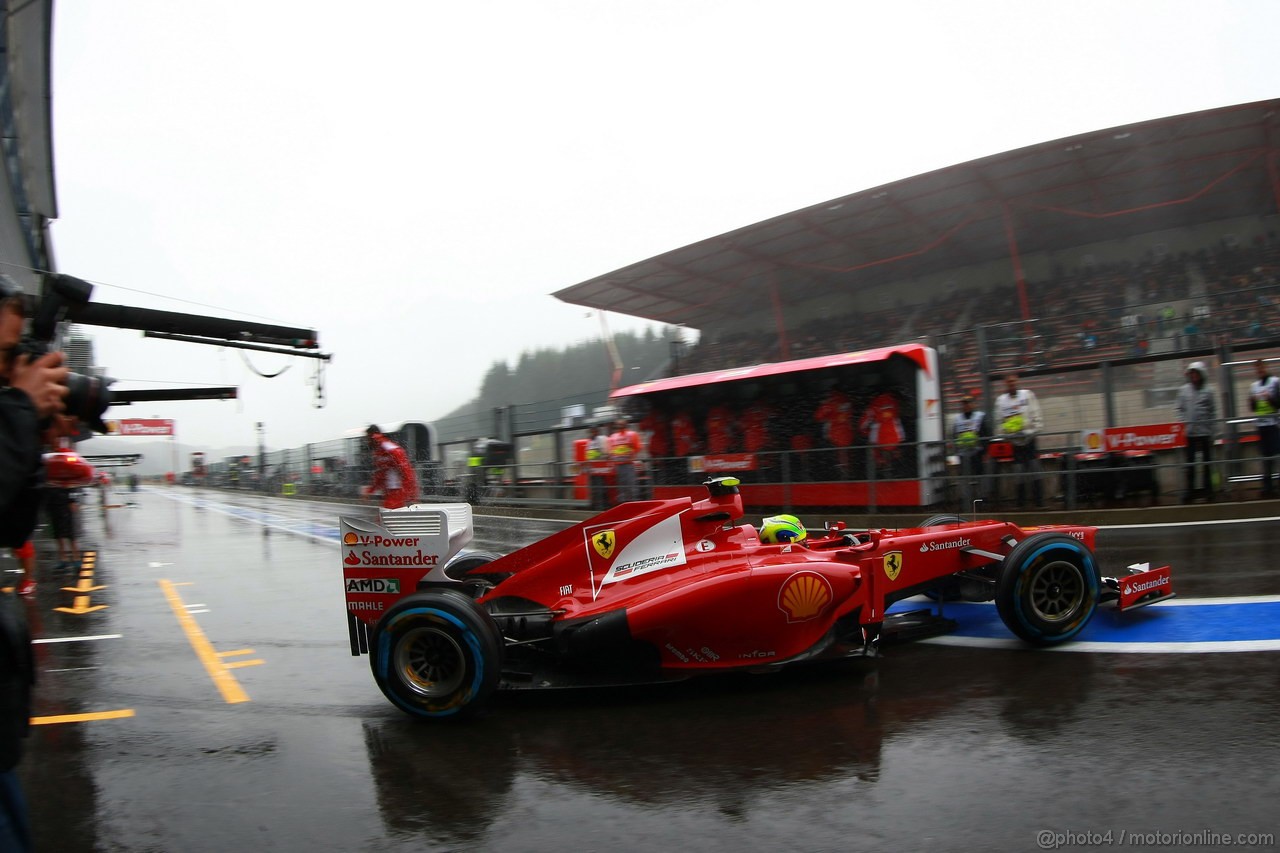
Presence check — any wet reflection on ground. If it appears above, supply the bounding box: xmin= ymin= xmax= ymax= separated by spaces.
xmin=16 ymin=491 xmax=1280 ymax=851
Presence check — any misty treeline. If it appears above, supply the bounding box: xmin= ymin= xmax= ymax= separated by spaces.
xmin=456 ymin=326 xmax=684 ymax=416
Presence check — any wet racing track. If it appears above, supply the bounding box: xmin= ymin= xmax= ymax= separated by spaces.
xmin=12 ymin=488 xmax=1280 ymax=852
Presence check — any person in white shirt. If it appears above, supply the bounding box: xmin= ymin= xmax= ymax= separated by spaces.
xmin=951 ymin=394 xmax=991 ymax=509
xmin=1249 ymin=358 xmax=1280 ymax=497
xmin=995 ymin=372 xmax=1044 ymax=508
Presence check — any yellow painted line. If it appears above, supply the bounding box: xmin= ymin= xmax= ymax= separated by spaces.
xmin=217 ymin=648 xmax=256 ymax=657
xmin=55 ymin=549 xmax=107 ymax=614
xmin=224 ymin=659 xmax=265 ymax=669
xmin=157 ymin=579 xmax=250 ymax=704
xmin=54 ymin=595 xmax=108 ymax=614
xmin=31 ymin=709 xmax=135 ymax=726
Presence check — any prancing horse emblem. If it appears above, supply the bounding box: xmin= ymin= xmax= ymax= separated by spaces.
xmin=883 ymin=551 xmax=903 ymax=581
xmin=593 ymin=530 xmax=616 ymax=560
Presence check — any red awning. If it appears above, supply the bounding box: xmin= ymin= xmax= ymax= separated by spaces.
xmin=611 ymin=342 xmax=932 ymax=398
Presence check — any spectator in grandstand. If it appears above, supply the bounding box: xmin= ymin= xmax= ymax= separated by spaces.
xmin=1174 ymin=362 xmax=1217 ymax=504
xmin=585 ymin=425 xmax=610 ymax=510
xmin=1248 ymin=358 xmax=1280 ymax=498
xmin=609 ymin=418 xmax=643 ymax=502
xmin=995 ymin=372 xmax=1044 ymax=508
xmin=364 ymin=425 xmax=418 ymax=510
xmin=951 ymin=395 xmax=991 ymax=509
xmin=1180 ymin=315 xmax=1202 ymax=350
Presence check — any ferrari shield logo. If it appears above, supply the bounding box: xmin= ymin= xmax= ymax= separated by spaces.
xmin=883 ymin=551 xmax=903 ymax=581
xmin=592 ymin=530 xmax=616 ymax=560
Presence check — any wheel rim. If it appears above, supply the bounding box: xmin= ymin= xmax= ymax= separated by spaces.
xmin=394 ymin=626 xmax=467 ymax=698
xmin=1028 ymin=558 xmax=1086 ymax=622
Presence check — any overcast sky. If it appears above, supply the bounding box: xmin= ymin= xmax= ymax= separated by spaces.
xmin=46 ymin=0 xmax=1280 ymax=456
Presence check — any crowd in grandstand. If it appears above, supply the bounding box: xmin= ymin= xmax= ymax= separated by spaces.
xmin=678 ymin=235 xmax=1280 ymax=403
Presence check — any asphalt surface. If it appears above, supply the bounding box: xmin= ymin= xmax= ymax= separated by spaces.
xmin=10 ymin=487 xmax=1280 ymax=852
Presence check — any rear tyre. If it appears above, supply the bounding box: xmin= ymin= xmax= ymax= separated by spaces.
xmin=370 ymin=590 xmax=502 ymax=720
xmin=995 ymin=533 xmax=1099 ymax=645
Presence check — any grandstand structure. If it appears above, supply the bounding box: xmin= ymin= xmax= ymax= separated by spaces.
xmin=0 ymin=0 xmax=57 ymax=298
xmin=554 ymin=99 xmax=1280 ymax=437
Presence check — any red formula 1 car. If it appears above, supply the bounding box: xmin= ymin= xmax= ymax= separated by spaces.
xmin=341 ymin=478 xmax=1173 ymax=720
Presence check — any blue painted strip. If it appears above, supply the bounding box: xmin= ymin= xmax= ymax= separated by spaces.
xmin=157 ymin=491 xmax=340 ymax=545
xmin=889 ymin=599 xmax=1280 ymax=643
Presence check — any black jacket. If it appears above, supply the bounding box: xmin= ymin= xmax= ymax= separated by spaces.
xmin=0 ymin=388 xmax=42 ymax=548
xmin=0 ymin=386 xmax=42 ymax=771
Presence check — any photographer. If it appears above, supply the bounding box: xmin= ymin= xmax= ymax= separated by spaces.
xmin=0 ymin=274 xmax=70 ymax=851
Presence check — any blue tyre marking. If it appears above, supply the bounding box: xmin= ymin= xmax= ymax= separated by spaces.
xmin=377 ymin=606 xmax=487 ymax=718
xmin=1011 ymin=542 xmax=1098 ymax=642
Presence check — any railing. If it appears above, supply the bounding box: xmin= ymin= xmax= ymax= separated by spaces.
xmin=196 ymin=407 xmax=1279 ymax=515
xmin=201 ymin=420 xmax=1271 ymax=515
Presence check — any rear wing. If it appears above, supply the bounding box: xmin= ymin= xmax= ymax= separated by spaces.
xmin=341 ymin=503 xmax=473 ymax=654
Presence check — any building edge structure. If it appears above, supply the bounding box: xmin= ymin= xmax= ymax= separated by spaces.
xmin=0 ymin=0 xmax=57 ymax=297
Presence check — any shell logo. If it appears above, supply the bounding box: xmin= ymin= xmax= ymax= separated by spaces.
xmin=343 ymin=532 xmax=359 ymax=545
xmin=778 ymin=572 xmax=833 ymax=623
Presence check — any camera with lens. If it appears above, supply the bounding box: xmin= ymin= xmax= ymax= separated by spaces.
xmin=12 ymin=273 xmax=115 ymax=432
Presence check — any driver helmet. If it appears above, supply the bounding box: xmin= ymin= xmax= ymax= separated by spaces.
xmin=760 ymin=514 xmax=806 ymax=544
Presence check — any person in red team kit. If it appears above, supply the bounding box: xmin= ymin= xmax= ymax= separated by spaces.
xmin=740 ymin=397 xmax=775 ymax=477
xmin=638 ymin=408 xmax=671 ymax=485
xmin=608 ymin=418 xmax=644 ymax=502
xmin=365 ymin=425 xmax=418 ymax=509
xmin=859 ymin=390 xmax=906 ymax=476
xmin=671 ymin=410 xmax=700 ymax=458
xmin=814 ymin=386 xmax=855 ymax=476
xmin=704 ymin=404 xmax=736 ymax=455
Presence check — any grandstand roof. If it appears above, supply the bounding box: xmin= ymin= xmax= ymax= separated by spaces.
xmin=554 ymin=99 xmax=1280 ymax=332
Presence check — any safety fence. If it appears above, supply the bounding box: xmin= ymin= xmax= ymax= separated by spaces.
xmin=200 ymin=416 xmax=1278 ymax=515
xmin=195 ymin=320 xmax=1280 ymax=513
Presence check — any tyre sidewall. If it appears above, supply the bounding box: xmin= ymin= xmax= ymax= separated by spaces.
xmin=371 ymin=591 xmax=502 ymax=719
xmin=996 ymin=533 xmax=1099 ymax=645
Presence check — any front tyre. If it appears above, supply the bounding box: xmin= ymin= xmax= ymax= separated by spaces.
xmin=371 ymin=590 xmax=502 ymax=720
xmin=995 ymin=533 xmax=1099 ymax=645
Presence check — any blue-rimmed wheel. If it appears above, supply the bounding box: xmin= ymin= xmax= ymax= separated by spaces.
xmin=371 ymin=590 xmax=502 ymax=720
xmin=995 ymin=533 xmax=1100 ymax=645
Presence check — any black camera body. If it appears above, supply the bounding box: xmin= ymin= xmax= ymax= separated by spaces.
xmin=15 ymin=274 xmax=114 ymax=432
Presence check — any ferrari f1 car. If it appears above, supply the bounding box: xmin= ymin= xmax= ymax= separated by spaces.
xmin=341 ymin=478 xmax=1173 ymax=720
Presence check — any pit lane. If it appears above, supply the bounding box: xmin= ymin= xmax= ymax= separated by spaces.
xmin=15 ymin=487 xmax=1279 ymax=851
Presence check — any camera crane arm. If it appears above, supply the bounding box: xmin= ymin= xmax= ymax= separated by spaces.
xmin=23 ymin=273 xmax=331 ymax=421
